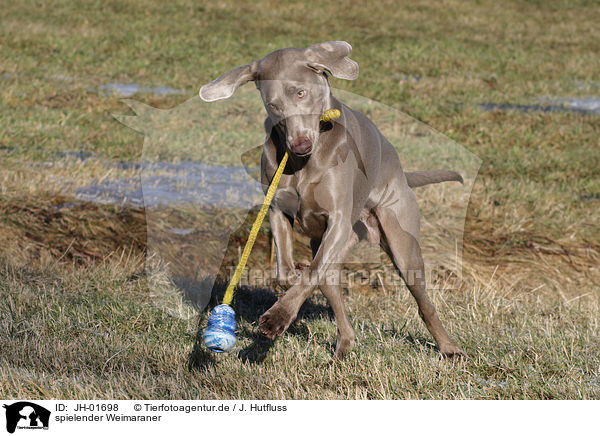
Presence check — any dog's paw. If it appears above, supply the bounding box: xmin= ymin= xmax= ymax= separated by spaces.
xmin=333 ymin=332 xmax=356 ymax=360
xmin=440 ymin=344 xmax=468 ymax=360
xmin=259 ymin=303 xmax=294 ymax=339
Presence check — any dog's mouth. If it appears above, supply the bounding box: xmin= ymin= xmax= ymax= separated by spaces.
xmin=290 ymin=136 xmax=313 ymax=156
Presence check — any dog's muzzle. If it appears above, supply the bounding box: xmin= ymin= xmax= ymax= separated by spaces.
xmin=291 ymin=136 xmax=313 ymax=156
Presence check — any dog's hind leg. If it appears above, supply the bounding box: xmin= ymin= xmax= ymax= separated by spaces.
xmin=375 ymin=196 xmax=465 ymax=359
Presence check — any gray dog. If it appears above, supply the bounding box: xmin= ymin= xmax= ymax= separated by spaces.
xmin=200 ymin=41 xmax=465 ymax=359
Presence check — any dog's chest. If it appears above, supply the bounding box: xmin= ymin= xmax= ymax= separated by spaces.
xmin=296 ymin=186 xmax=328 ymax=239
xmin=273 ymin=175 xmax=328 ymax=239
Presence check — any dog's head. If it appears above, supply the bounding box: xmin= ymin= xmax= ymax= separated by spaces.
xmin=199 ymin=41 xmax=358 ymax=157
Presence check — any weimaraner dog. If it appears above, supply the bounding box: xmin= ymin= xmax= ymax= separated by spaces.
xmin=200 ymin=41 xmax=465 ymax=359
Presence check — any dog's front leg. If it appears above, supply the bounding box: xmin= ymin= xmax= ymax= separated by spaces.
xmin=259 ymin=215 xmax=352 ymax=339
xmin=269 ymin=208 xmax=297 ymax=288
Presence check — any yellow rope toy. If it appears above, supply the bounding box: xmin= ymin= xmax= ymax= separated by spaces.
xmin=203 ymin=108 xmax=341 ymax=352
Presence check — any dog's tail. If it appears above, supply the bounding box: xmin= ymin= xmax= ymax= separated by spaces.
xmin=405 ymin=170 xmax=463 ymax=188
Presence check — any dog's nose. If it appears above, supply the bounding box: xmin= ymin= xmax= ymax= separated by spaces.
xmin=291 ymin=136 xmax=312 ymax=156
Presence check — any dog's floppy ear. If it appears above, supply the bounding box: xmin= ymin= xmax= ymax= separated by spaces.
xmin=199 ymin=61 xmax=258 ymax=101
xmin=305 ymin=41 xmax=359 ymax=80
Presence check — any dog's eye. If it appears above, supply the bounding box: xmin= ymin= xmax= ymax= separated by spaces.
xmin=296 ymin=90 xmax=306 ymax=98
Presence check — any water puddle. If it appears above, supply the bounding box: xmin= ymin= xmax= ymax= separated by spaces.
xmin=480 ymin=97 xmax=600 ymax=116
xmin=38 ymin=75 xmax=187 ymax=97
xmin=97 ymin=83 xmax=187 ymax=97
xmin=543 ymin=97 xmax=600 ymax=112
xmin=61 ymin=151 xmax=93 ymax=160
xmin=75 ymin=160 xmax=263 ymax=209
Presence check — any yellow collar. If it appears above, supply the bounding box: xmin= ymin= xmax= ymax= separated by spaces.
xmin=319 ymin=109 xmax=341 ymax=123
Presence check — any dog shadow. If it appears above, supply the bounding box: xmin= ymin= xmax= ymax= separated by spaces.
xmin=188 ymin=279 xmax=334 ymax=370
xmin=185 ymin=278 xmax=449 ymax=370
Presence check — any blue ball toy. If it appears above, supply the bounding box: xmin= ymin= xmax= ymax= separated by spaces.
xmin=203 ymin=304 xmax=237 ymax=352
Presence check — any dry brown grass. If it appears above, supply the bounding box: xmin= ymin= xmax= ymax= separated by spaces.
xmin=1 ymin=0 xmax=599 ymax=399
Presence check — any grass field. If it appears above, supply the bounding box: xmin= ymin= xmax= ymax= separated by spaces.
xmin=1 ymin=0 xmax=599 ymax=399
